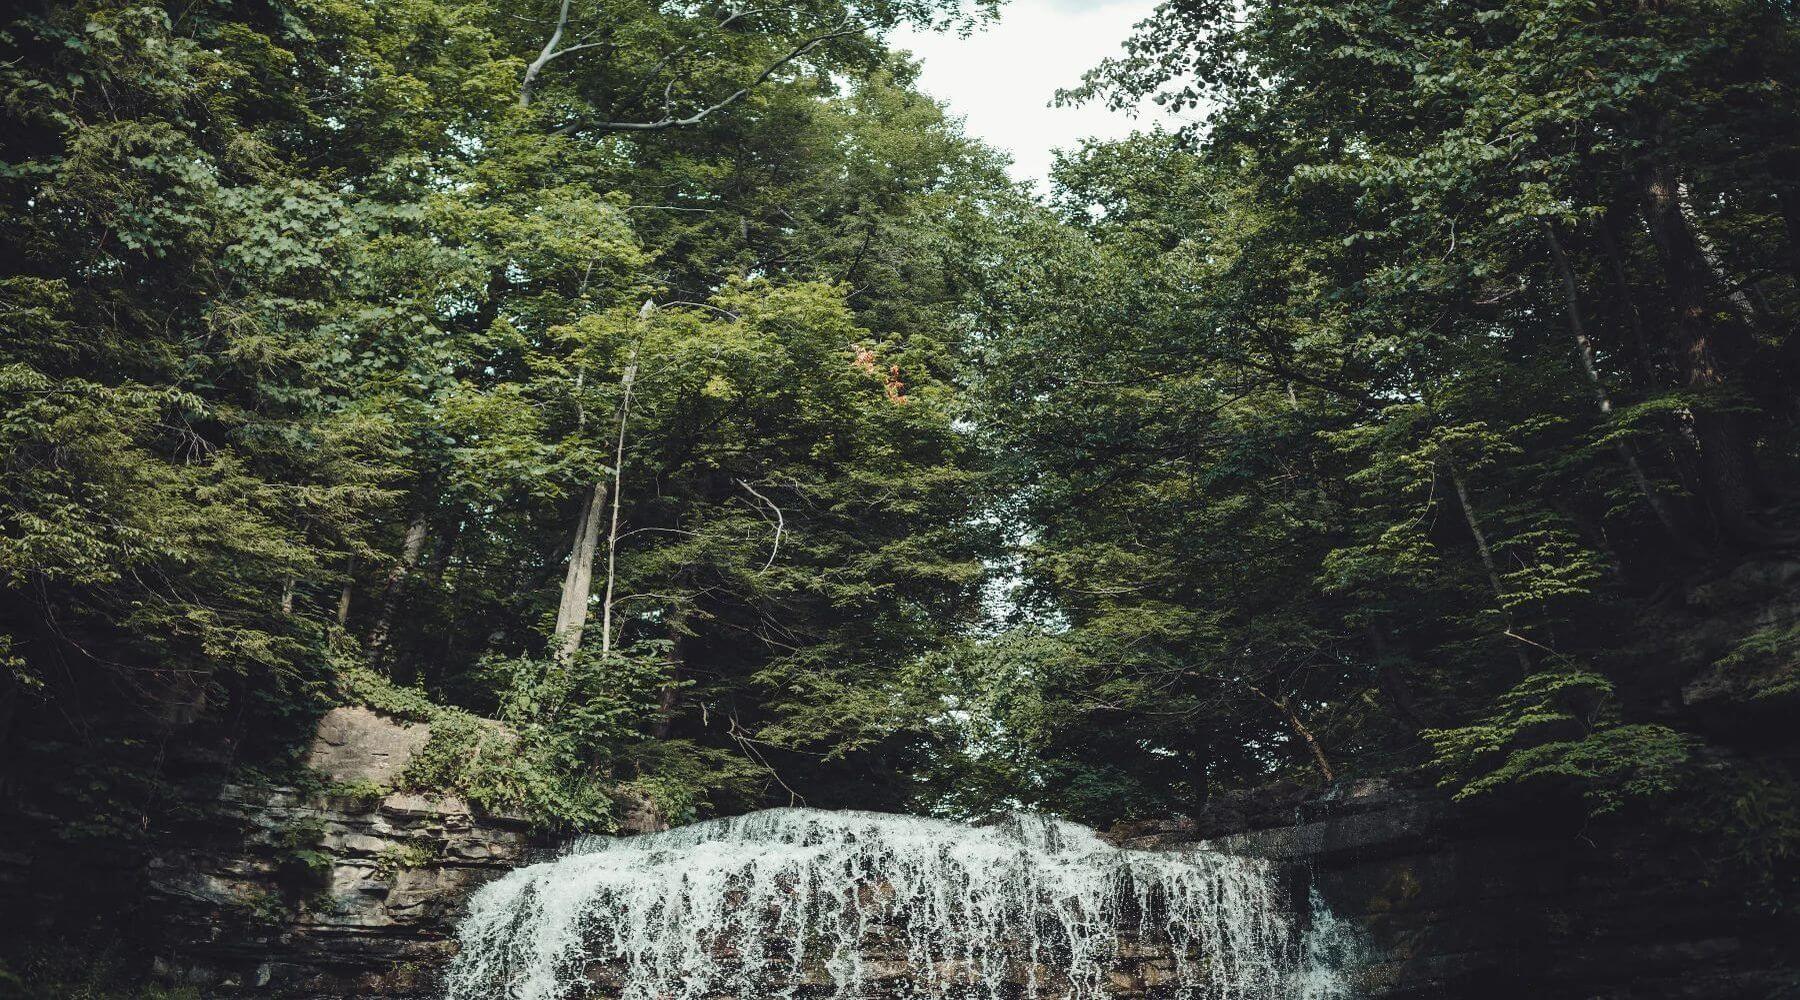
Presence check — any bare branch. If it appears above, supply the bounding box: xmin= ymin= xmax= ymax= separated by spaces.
xmin=600 ymin=304 xmax=652 ymax=655
xmin=737 ymin=479 xmax=786 ymax=574
xmin=520 ymin=0 xmax=574 ymax=107
xmin=560 ymin=22 xmax=860 ymax=134
xmin=609 ymin=6 xmax=793 ymax=114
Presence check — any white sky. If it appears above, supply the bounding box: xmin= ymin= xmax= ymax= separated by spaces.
xmin=891 ymin=0 xmax=1182 ymax=188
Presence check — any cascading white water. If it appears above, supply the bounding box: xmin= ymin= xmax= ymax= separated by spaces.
xmin=446 ymin=808 xmax=1356 ymax=1000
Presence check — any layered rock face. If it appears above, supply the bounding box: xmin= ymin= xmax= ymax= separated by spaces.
xmin=7 ymin=705 xmax=1796 ymax=998
xmin=144 ymin=708 xmax=543 ymax=997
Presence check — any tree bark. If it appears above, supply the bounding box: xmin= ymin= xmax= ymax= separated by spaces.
xmin=367 ymin=514 xmax=428 ymax=662
xmin=552 ymin=307 xmax=650 ymax=665
xmin=1542 ymin=223 xmax=1691 ymax=546
xmin=519 ymin=0 xmax=573 ymax=107
xmin=600 ymin=338 xmax=643 ymax=657
xmin=1447 ymin=461 xmax=1505 ymax=602
xmin=336 ymin=558 xmax=355 ymax=627
xmin=552 ymin=479 xmax=609 ymax=663
xmin=1596 ymin=205 xmax=1662 ymax=385
xmin=1638 ymin=154 xmax=1764 ymax=540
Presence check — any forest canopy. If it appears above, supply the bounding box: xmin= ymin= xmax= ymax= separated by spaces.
xmin=2 ymin=0 xmax=1799 ymax=876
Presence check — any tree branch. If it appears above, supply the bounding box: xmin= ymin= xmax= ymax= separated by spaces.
xmin=519 ymin=0 xmax=574 ymax=107
xmin=737 ymin=479 xmax=786 ymax=574
xmin=557 ymin=22 xmax=860 ymax=134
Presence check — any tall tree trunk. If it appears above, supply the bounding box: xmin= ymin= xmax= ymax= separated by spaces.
xmin=1598 ymin=207 xmax=1716 ymax=512
xmin=600 ymin=340 xmax=643 ymax=657
xmin=1638 ymin=154 xmax=1764 ymax=540
xmin=1543 ymin=223 xmax=1691 ymax=546
xmin=367 ymin=514 xmax=428 ymax=662
xmin=1447 ymin=462 xmax=1506 ymax=602
xmin=1597 ymin=205 xmax=1663 ymax=385
xmin=554 ymin=314 xmax=647 ymax=664
xmin=552 ymin=480 xmax=608 ymax=663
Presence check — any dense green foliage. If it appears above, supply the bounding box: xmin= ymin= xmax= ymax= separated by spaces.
xmin=926 ymin=0 xmax=1800 ymax=830
xmin=0 ymin=0 xmax=1009 ymax=830
xmin=3 ymin=0 xmax=1798 ymax=930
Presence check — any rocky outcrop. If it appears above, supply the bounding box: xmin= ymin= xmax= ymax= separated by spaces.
xmin=142 ymin=709 xmax=543 ymax=997
xmin=135 ymin=756 xmax=1800 ymax=999
xmin=306 ymin=706 xmax=434 ymax=787
xmin=146 ymin=784 xmax=535 ymax=997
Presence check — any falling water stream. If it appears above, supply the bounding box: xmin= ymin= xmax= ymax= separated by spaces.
xmin=446 ymin=808 xmax=1358 ymax=1000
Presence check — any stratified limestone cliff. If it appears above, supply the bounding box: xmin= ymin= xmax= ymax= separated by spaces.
xmin=144 ymin=784 xmax=534 ymax=996
xmin=137 ymin=708 xmax=546 ymax=997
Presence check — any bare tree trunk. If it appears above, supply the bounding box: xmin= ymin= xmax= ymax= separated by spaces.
xmin=1638 ymin=154 xmax=1764 ymax=541
xmin=1448 ymin=462 xmax=1505 ymax=601
xmin=1597 ymin=208 xmax=1719 ymax=518
xmin=600 ymin=335 xmax=644 ymax=657
xmin=336 ymin=576 xmax=353 ymax=627
xmin=554 ymin=308 xmax=649 ymax=664
xmin=1446 ymin=461 xmax=1534 ymax=674
xmin=1597 ymin=205 xmax=1661 ymax=384
xmin=552 ymin=480 xmax=609 ymax=663
xmin=367 ymin=514 xmax=428 ymax=661
xmin=1543 ymin=223 xmax=1691 ymax=546
xmin=1684 ymin=186 xmax=1766 ymax=328
xmin=1641 ymin=151 xmax=1764 ymax=543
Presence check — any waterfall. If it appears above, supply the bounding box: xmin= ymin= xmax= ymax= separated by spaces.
xmin=446 ymin=808 xmax=1356 ymax=1000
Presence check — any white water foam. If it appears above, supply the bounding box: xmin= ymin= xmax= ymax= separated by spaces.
xmin=445 ymin=808 xmax=1354 ymax=1000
